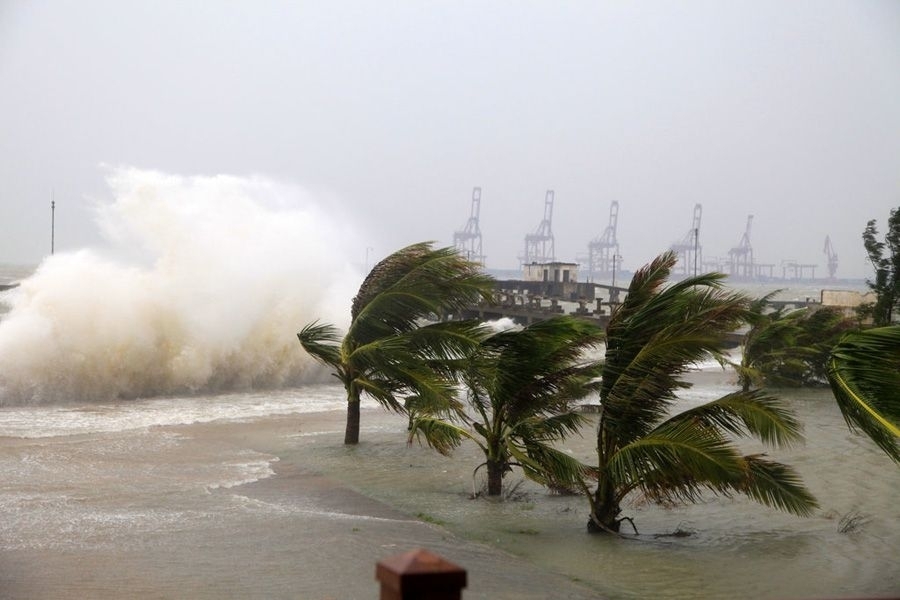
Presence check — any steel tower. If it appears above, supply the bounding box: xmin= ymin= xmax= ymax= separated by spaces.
xmin=521 ymin=190 xmax=556 ymax=265
xmin=453 ymin=187 xmax=485 ymax=265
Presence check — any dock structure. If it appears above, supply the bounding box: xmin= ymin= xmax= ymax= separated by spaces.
xmin=447 ymin=279 xmax=822 ymax=348
xmin=449 ymin=278 xmax=627 ymax=328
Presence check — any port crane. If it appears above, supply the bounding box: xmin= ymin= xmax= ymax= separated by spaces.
xmin=728 ymin=215 xmax=754 ymax=279
xmin=824 ymin=235 xmax=838 ymax=279
xmin=521 ymin=190 xmax=556 ymax=265
xmin=587 ymin=201 xmax=620 ymax=282
xmin=670 ymin=204 xmax=702 ymax=276
xmin=453 ymin=187 xmax=485 ymax=265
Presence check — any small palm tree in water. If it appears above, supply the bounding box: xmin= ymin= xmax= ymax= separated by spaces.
xmin=826 ymin=325 xmax=900 ymax=463
xmin=736 ymin=295 xmax=857 ymax=391
xmin=408 ymin=315 xmax=604 ymax=496
xmin=297 ymin=242 xmax=495 ymax=445
xmin=589 ymin=251 xmax=818 ymax=533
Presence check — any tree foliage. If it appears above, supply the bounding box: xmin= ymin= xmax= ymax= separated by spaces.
xmin=297 ymin=242 xmax=495 ymax=444
xmin=589 ymin=251 xmax=817 ymax=533
xmin=826 ymin=325 xmax=900 ymax=463
xmin=408 ymin=315 xmax=604 ymax=496
xmin=861 ymin=207 xmax=900 ymax=326
xmin=736 ymin=296 xmax=857 ymax=390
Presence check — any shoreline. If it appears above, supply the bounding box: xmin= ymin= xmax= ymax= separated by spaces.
xmin=201 ymin=409 xmax=604 ymax=599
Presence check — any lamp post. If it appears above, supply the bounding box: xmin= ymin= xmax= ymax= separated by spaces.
xmin=693 ymin=228 xmax=699 ymax=277
xmin=50 ymin=195 xmax=55 ymax=255
xmin=611 ymin=253 xmax=617 ymax=289
xmin=610 ymin=253 xmax=622 ymax=307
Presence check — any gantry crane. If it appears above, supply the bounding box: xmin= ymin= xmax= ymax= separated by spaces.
xmin=587 ymin=201 xmax=619 ymax=282
xmin=824 ymin=235 xmax=838 ymax=279
xmin=728 ymin=215 xmax=754 ymax=279
xmin=521 ymin=190 xmax=556 ymax=265
xmin=453 ymin=187 xmax=485 ymax=265
xmin=670 ymin=204 xmax=702 ymax=276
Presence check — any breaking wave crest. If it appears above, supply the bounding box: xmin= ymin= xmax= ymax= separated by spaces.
xmin=0 ymin=167 xmax=361 ymax=405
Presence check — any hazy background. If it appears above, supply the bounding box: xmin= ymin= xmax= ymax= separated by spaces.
xmin=1 ymin=0 xmax=898 ymax=279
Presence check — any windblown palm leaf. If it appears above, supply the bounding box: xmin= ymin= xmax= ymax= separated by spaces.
xmin=738 ymin=455 xmax=818 ymax=517
xmin=297 ymin=242 xmax=495 ymax=444
xmin=662 ymin=390 xmax=804 ymax=449
xmin=826 ymin=325 xmax=900 ymax=463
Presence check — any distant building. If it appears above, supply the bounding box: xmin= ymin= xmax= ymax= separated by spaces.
xmin=523 ymin=261 xmax=578 ymax=284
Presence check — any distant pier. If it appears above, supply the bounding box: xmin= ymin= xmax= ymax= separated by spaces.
xmin=452 ymin=279 xmax=625 ymax=328
xmin=448 ymin=279 xmax=822 ymax=348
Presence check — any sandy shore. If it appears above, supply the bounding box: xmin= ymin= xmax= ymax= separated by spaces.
xmin=1 ymin=407 xmax=602 ymax=600
xmin=201 ymin=410 xmax=604 ymax=599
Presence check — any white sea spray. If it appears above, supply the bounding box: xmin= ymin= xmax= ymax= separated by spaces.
xmin=0 ymin=168 xmax=362 ymax=404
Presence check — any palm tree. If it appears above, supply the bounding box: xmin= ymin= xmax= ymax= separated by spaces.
xmin=589 ymin=251 xmax=818 ymax=533
xmin=297 ymin=242 xmax=495 ymax=444
xmin=826 ymin=325 xmax=900 ymax=463
xmin=408 ymin=315 xmax=604 ymax=496
xmin=736 ymin=297 xmax=857 ymax=391
xmin=735 ymin=293 xmax=804 ymax=391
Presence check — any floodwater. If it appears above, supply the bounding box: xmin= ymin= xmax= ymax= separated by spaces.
xmin=1 ymin=369 xmax=898 ymax=599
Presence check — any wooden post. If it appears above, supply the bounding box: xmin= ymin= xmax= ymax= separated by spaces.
xmin=376 ymin=548 xmax=467 ymax=600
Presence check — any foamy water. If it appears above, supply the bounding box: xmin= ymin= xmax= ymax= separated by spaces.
xmin=0 ymin=168 xmax=362 ymax=405
xmin=0 ymin=384 xmax=354 ymax=438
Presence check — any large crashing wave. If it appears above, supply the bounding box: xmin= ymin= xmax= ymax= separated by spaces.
xmin=0 ymin=167 xmax=362 ymax=404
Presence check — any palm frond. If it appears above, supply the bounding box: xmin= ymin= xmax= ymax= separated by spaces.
xmin=349 ymin=243 xmax=494 ymax=343
xmin=296 ymin=321 xmax=344 ymax=371
xmin=736 ymin=454 xmax=819 ymax=517
xmin=407 ymin=416 xmax=476 ymax=456
xmin=826 ymin=326 xmax=900 ymax=462
xmin=405 ymin=392 xmax=467 ymax=421
xmin=490 ymin=316 xmax=604 ymax=422
xmin=354 ymin=374 xmax=407 ymax=412
xmin=662 ymin=390 xmax=805 ymax=449
xmin=508 ymin=441 xmax=595 ymax=489
xmin=402 ymin=320 xmax=489 ymax=362
xmin=608 ymin=420 xmax=744 ymax=505
xmin=514 ymin=411 xmax=588 ymax=442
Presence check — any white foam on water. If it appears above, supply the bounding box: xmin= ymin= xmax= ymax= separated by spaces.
xmin=206 ymin=454 xmax=279 ymax=491
xmin=0 ymin=384 xmax=349 ymax=438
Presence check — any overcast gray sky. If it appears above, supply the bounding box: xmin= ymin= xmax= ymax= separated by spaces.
xmin=1 ymin=0 xmax=898 ymax=279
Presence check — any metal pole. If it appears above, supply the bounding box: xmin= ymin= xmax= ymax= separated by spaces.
xmin=611 ymin=254 xmax=616 ymax=289
xmin=693 ymin=228 xmax=698 ymax=277
xmin=51 ymin=193 xmax=56 ymax=255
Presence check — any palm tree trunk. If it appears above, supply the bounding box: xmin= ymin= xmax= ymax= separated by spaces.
xmin=588 ymin=477 xmax=621 ymax=533
xmin=344 ymin=392 xmax=361 ymax=445
xmin=486 ymin=459 xmax=504 ymax=496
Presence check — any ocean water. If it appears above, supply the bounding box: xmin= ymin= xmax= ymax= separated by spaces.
xmin=0 ymin=169 xmax=896 ymax=598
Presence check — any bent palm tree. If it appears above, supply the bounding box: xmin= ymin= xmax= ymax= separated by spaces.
xmin=409 ymin=315 xmax=604 ymax=496
xmin=826 ymin=325 xmax=900 ymax=463
xmin=736 ymin=296 xmax=857 ymax=391
xmin=590 ymin=252 xmax=817 ymax=533
xmin=735 ymin=293 xmax=805 ymax=391
xmin=297 ymin=242 xmax=495 ymax=444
